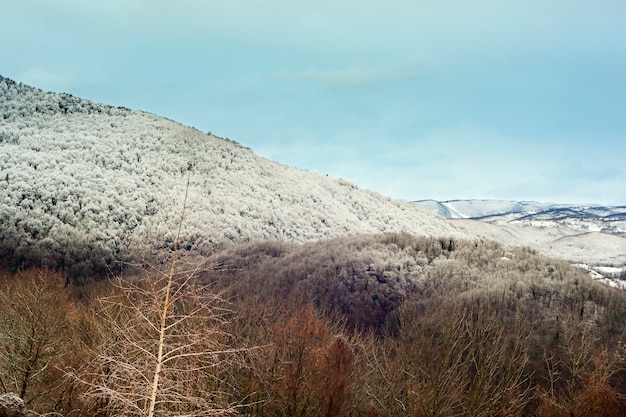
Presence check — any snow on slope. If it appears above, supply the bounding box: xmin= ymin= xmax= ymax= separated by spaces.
xmin=413 ymin=199 xmax=559 ymax=219
xmin=414 ymin=199 xmax=626 ymax=233
xmin=451 ymin=218 xmax=626 ymax=267
xmin=414 ymin=199 xmax=626 ymax=267
xmin=545 ymin=232 xmax=626 ymax=266
xmin=409 ymin=200 xmax=461 ymax=218
xmin=0 ymin=76 xmax=467 ymax=271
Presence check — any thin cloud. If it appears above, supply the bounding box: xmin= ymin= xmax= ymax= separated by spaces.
xmin=19 ymin=68 xmax=77 ymax=93
xmin=277 ymin=55 xmax=434 ymax=88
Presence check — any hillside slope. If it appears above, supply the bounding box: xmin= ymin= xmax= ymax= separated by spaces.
xmin=415 ymin=199 xmax=626 ymax=269
xmin=412 ymin=199 xmax=559 ymax=219
xmin=452 ymin=219 xmax=626 ymax=265
xmin=202 ymin=232 xmax=626 ymax=332
xmin=0 ymin=76 xmax=465 ymax=275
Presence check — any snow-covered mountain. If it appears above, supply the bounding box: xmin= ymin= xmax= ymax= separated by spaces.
xmin=414 ymin=199 xmax=626 ymax=229
xmin=413 ymin=199 xmax=626 ymax=237
xmin=0 ymin=76 xmax=467 ymax=275
xmin=414 ymin=199 xmax=626 ymax=282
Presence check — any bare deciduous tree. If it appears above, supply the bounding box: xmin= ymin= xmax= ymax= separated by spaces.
xmin=363 ymin=301 xmax=531 ymax=417
xmin=538 ymin=321 xmax=626 ymax=417
xmin=0 ymin=268 xmax=82 ymax=414
xmin=77 ymin=182 xmax=239 ymax=416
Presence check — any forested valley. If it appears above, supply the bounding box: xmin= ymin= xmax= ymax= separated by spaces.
xmin=2 ymin=233 xmax=625 ymax=417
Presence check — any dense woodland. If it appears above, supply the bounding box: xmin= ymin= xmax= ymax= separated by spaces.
xmin=0 ymin=75 xmax=463 ymax=282
xmin=1 ymin=233 xmax=625 ymax=416
xmin=2 ymin=76 xmax=626 ymax=416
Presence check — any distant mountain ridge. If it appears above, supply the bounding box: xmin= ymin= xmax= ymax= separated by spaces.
xmin=0 ymin=75 xmax=467 ymax=276
xmin=413 ymin=199 xmax=626 ymax=220
xmin=413 ymin=199 xmax=626 ymax=235
xmin=412 ymin=199 xmax=550 ymax=219
xmin=414 ymin=199 xmax=626 ymax=285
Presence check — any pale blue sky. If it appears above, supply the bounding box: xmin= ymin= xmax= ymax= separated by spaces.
xmin=2 ymin=0 xmax=625 ymax=204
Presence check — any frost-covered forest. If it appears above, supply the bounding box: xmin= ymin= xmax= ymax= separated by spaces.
xmin=0 ymin=75 xmax=465 ymax=277
xmin=2 ymin=75 xmax=626 ymax=416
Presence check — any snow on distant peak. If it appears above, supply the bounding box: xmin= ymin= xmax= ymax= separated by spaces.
xmin=441 ymin=202 xmax=469 ymax=219
xmin=414 ymin=198 xmax=626 ymax=271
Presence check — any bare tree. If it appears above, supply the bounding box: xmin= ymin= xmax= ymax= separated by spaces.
xmin=77 ymin=182 xmax=239 ymax=416
xmin=362 ymin=302 xmax=468 ymax=417
xmin=0 ymin=268 xmax=82 ymax=414
xmin=363 ymin=300 xmax=531 ymax=417
xmin=538 ymin=321 xmax=626 ymax=416
xmin=459 ymin=305 xmax=531 ymax=417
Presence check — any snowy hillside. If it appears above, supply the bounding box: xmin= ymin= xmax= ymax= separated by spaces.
xmin=414 ymin=199 xmax=626 ymax=232
xmin=416 ymin=199 xmax=626 ymax=285
xmin=451 ymin=219 xmax=626 ymax=265
xmin=0 ymin=76 xmax=466 ymax=275
xmin=412 ymin=199 xmax=572 ymax=220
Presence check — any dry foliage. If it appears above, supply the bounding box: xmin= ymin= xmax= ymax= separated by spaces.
xmin=75 ymin=181 xmax=240 ymax=416
xmin=0 ymin=268 xmax=86 ymax=415
xmin=362 ymin=301 xmax=531 ymax=417
xmin=76 ymin=273 xmax=237 ymax=416
xmin=537 ymin=322 xmax=626 ymax=417
xmin=1 ymin=232 xmax=626 ymax=416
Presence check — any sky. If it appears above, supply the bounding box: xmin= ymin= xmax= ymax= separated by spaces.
xmin=2 ymin=0 xmax=625 ymax=205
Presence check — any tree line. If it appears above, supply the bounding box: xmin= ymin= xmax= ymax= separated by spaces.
xmin=1 ymin=233 xmax=625 ymax=416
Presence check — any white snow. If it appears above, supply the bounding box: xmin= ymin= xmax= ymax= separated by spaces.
xmin=596 ymin=266 xmax=624 ymax=276
xmin=2 ymin=75 xmax=624 ymax=286
xmin=441 ymin=202 xmax=469 ymax=219
xmin=0 ymin=75 xmax=470 ymax=266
